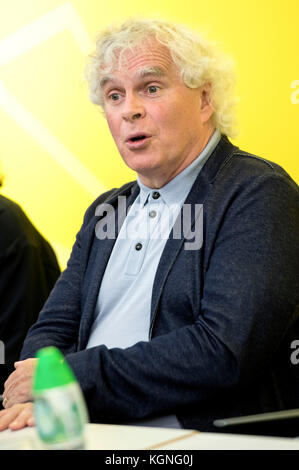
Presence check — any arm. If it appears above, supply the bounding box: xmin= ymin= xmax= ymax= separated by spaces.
xmin=18 ymin=233 xmax=84 ymax=357
xmin=1 ymin=229 xmax=83 ymax=406
xmin=2 ymin=188 xmax=123 ymax=407
xmin=2 ymin=205 xmax=89 ymax=405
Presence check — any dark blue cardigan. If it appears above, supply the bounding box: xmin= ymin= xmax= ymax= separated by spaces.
xmin=21 ymin=136 xmax=299 ymax=434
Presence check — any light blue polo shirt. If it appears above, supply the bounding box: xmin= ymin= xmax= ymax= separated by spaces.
xmin=86 ymin=129 xmax=221 ymax=427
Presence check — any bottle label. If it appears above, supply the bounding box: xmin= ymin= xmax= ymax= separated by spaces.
xmin=34 ymin=383 xmax=88 ymax=449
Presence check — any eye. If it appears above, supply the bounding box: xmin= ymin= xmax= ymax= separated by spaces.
xmin=147 ymin=85 xmax=159 ymax=94
xmin=108 ymin=92 xmax=121 ymax=102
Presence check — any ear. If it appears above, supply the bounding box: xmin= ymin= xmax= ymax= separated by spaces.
xmin=200 ymin=83 xmax=214 ymax=123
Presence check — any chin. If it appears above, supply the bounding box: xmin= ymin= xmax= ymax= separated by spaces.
xmin=123 ymin=156 xmax=159 ymax=174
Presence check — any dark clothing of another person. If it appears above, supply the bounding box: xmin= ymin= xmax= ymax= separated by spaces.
xmin=0 ymin=195 xmax=60 ymax=394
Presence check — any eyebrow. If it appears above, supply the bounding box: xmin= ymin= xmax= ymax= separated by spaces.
xmin=99 ymin=75 xmax=115 ymax=88
xmin=99 ymin=66 xmax=167 ymax=89
xmin=138 ymin=66 xmax=167 ymax=78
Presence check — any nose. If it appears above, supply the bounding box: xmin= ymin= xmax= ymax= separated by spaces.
xmin=121 ymin=94 xmax=145 ymax=122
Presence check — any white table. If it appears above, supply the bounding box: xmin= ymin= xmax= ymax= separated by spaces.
xmin=0 ymin=423 xmax=299 ymax=450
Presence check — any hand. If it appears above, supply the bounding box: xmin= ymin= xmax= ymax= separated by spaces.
xmin=3 ymin=359 xmax=38 ymax=408
xmin=0 ymin=403 xmax=34 ymax=431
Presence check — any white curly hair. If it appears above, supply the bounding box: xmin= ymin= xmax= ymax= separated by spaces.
xmin=85 ymin=17 xmax=238 ymax=137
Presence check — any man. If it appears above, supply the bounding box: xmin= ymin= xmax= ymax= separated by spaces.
xmin=1 ymin=18 xmax=299 ymax=435
xmin=0 ymin=166 xmax=61 ymax=397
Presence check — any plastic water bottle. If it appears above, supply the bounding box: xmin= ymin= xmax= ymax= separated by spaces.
xmin=33 ymin=346 xmax=89 ymax=450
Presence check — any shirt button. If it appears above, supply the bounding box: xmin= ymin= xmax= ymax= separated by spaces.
xmin=149 ymin=210 xmax=157 ymax=218
xmin=135 ymin=243 xmax=143 ymax=251
xmin=152 ymin=191 xmax=160 ymax=200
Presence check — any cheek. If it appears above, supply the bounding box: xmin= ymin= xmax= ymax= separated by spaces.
xmin=150 ymin=106 xmax=177 ymax=137
xmin=161 ymin=101 xmax=199 ymax=138
xmin=106 ymin=116 xmax=121 ymax=142
xmin=156 ymin=113 xmax=182 ymax=142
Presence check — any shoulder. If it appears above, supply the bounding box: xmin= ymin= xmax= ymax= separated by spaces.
xmin=0 ymin=193 xmax=24 ymax=218
xmin=201 ymin=143 xmax=299 ymax=234
xmin=0 ymin=195 xmax=55 ymax=258
xmin=0 ymin=195 xmax=31 ymax=248
xmin=0 ymin=194 xmax=41 ymax=232
xmin=218 ymin=147 xmax=297 ymax=183
xmin=212 ymin=146 xmax=298 ymax=200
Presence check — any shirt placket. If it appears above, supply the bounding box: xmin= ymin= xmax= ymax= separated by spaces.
xmin=124 ymin=192 xmax=163 ymax=276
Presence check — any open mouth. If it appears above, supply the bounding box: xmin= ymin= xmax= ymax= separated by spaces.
xmin=128 ymin=135 xmax=148 ymax=143
xmin=125 ymin=134 xmax=151 ymax=149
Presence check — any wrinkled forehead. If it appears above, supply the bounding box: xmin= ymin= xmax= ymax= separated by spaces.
xmin=100 ymin=38 xmax=176 ymax=78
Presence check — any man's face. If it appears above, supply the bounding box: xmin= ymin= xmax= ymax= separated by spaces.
xmin=101 ymin=40 xmax=214 ymax=188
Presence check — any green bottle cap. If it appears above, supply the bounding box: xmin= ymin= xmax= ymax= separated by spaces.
xmin=33 ymin=346 xmax=76 ymax=392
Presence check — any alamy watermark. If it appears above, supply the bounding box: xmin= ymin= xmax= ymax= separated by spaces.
xmin=290 ymin=340 xmax=299 ymax=365
xmin=95 ymin=196 xmax=203 ymax=250
xmin=0 ymin=341 xmax=5 ymax=365
xmin=291 ymin=80 xmax=299 ymax=104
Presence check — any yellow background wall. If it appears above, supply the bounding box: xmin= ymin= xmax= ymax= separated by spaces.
xmin=0 ymin=0 xmax=298 ymax=269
